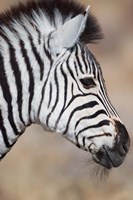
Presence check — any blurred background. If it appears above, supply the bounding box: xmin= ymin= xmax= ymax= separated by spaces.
xmin=0 ymin=0 xmax=133 ymax=199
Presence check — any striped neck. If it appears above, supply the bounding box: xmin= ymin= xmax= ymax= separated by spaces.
xmin=0 ymin=17 xmax=55 ymax=134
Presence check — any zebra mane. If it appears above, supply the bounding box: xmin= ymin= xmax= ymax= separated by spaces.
xmin=0 ymin=0 xmax=103 ymax=44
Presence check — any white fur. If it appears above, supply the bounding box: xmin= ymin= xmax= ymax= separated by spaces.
xmin=49 ymin=6 xmax=90 ymax=55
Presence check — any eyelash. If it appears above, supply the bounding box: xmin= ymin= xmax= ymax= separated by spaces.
xmin=80 ymin=77 xmax=96 ymax=89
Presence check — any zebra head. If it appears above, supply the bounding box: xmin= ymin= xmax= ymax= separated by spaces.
xmin=41 ymin=6 xmax=130 ymax=169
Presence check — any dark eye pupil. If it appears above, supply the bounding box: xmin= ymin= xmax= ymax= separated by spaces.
xmin=80 ymin=78 xmax=96 ymax=89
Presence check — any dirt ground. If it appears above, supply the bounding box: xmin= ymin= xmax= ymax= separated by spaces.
xmin=0 ymin=0 xmax=132 ymax=200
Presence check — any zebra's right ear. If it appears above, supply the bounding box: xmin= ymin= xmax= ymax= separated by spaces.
xmin=49 ymin=6 xmax=90 ymax=55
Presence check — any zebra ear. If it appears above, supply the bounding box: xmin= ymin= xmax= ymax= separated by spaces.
xmin=50 ymin=6 xmax=90 ymax=55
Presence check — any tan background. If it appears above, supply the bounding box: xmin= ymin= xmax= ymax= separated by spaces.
xmin=0 ymin=0 xmax=133 ymax=200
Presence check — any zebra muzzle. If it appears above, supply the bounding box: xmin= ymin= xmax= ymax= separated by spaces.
xmin=92 ymin=122 xmax=130 ymax=169
xmin=92 ymin=145 xmax=127 ymax=169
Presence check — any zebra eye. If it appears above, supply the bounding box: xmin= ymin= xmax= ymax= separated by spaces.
xmin=80 ymin=77 xmax=96 ymax=89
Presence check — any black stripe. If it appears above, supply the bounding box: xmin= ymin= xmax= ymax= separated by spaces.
xmin=71 ymin=83 xmax=74 ymax=97
xmin=47 ymin=33 xmax=52 ymax=50
xmin=35 ymin=26 xmax=41 ymax=45
xmin=92 ymin=61 xmax=97 ymax=79
xmin=21 ymin=23 xmax=44 ymax=80
xmin=0 ymin=51 xmax=19 ymax=135
xmin=83 ymin=136 xmax=86 ymax=147
xmin=67 ymin=55 xmax=83 ymax=94
xmin=77 ymin=120 xmax=110 ymax=136
xmin=60 ymin=65 xmax=68 ymax=108
xmin=66 ymin=89 xmax=106 ymax=111
xmin=0 ymin=152 xmax=8 ymax=159
xmin=8 ymin=41 xmax=25 ymax=125
xmin=63 ymin=101 xmax=98 ymax=135
xmin=97 ymin=64 xmax=118 ymax=117
xmin=75 ymin=45 xmax=84 ymax=74
xmin=28 ymin=35 xmax=44 ymax=80
xmin=48 ymin=82 xmax=52 ymax=108
xmin=75 ymin=109 xmax=107 ymax=130
xmin=54 ymin=64 xmax=68 ymax=129
xmin=44 ymin=44 xmax=53 ymax=63
xmin=99 ymin=91 xmax=112 ymax=116
xmin=0 ymin=110 xmax=11 ymax=148
xmin=87 ymin=132 xmax=112 ymax=140
xmin=74 ymin=61 xmax=79 ymax=76
xmin=91 ymin=92 xmax=115 ymax=117
xmin=37 ymin=42 xmax=54 ymax=118
xmin=0 ymin=31 xmax=25 ymax=125
xmin=65 ymin=93 xmax=88 ymax=110
xmin=82 ymin=48 xmax=88 ymax=73
xmin=55 ymin=64 xmax=68 ymax=130
xmin=30 ymin=22 xmax=42 ymax=45
xmin=38 ymin=68 xmax=52 ymax=118
xmin=97 ymin=71 xmax=110 ymax=109
xmin=76 ymin=135 xmax=80 ymax=148
xmin=0 ymin=135 xmax=18 ymax=159
xmin=19 ymin=39 xmax=34 ymax=121
xmin=46 ymin=67 xmax=59 ymax=126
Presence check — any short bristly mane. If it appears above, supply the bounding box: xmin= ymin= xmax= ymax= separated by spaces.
xmin=0 ymin=0 xmax=103 ymax=44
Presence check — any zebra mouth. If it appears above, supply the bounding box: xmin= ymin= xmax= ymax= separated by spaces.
xmin=92 ymin=147 xmax=114 ymax=169
xmin=92 ymin=145 xmax=127 ymax=169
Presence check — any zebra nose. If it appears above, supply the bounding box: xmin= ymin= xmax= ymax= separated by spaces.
xmin=115 ymin=121 xmax=130 ymax=156
xmin=92 ymin=121 xmax=130 ymax=169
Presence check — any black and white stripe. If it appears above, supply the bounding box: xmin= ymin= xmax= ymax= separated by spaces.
xmin=0 ymin=0 xmax=126 ymax=162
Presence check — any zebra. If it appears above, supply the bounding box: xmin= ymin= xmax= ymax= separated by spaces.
xmin=0 ymin=0 xmax=130 ymax=170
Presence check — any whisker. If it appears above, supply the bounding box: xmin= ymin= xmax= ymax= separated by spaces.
xmin=83 ymin=157 xmax=110 ymax=181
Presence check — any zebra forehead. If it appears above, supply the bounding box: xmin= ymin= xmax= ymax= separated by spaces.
xmin=0 ymin=0 xmax=103 ymax=44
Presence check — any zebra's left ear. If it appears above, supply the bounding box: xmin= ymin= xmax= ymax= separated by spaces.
xmin=49 ymin=6 xmax=90 ymax=55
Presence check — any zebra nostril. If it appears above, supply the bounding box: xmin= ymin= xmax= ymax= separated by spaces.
xmin=121 ymin=140 xmax=130 ymax=155
xmin=118 ymin=135 xmax=130 ymax=156
xmin=115 ymin=121 xmax=130 ymax=155
xmin=123 ymin=142 xmax=127 ymax=153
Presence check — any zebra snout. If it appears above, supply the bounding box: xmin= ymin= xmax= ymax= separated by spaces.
xmin=92 ymin=121 xmax=130 ymax=169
